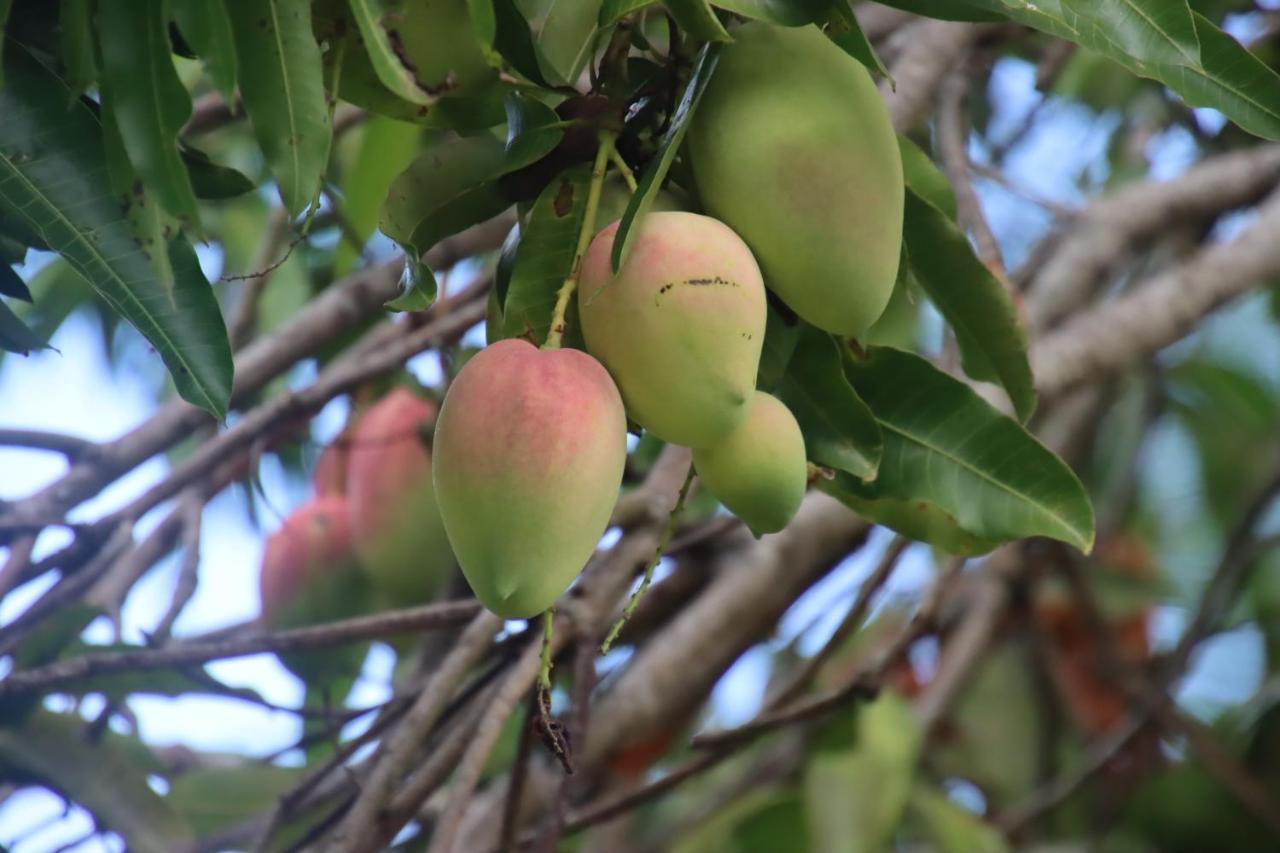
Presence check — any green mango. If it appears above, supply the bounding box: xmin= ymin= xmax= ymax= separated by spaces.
xmin=693 ymin=391 xmax=807 ymax=536
xmin=687 ymin=22 xmax=904 ymax=337
xmin=433 ymin=339 xmax=627 ymax=618
xmin=578 ymin=211 xmax=767 ymax=448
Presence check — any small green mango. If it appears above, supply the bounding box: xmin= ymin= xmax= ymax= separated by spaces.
xmin=686 ymin=22 xmax=904 ymax=337
xmin=693 ymin=391 xmax=807 ymax=536
xmin=346 ymin=388 xmax=454 ymax=608
xmin=433 ymin=339 xmax=627 ymax=618
xmin=578 ymin=211 xmax=767 ymax=447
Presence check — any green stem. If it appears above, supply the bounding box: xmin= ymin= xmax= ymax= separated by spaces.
xmin=608 ymin=147 xmax=638 ymax=193
xmin=600 ymin=463 xmax=697 ymax=654
xmin=539 ymin=609 xmax=554 ymax=692
xmin=543 ymin=130 xmax=617 ymax=350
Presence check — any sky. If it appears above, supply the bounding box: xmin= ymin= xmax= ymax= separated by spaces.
xmin=2 ymin=50 xmax=1278 ymax=851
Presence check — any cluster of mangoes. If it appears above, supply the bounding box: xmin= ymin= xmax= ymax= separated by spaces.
xmin=257 ymin=388 xmax=453 ymax=673
xmin=433 ymin=22 xmax=904 ymax=620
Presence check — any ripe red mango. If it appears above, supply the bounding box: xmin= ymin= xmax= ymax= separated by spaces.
xmin=346 ymin=388 xmax=454 ymax=608
xmin=432 ymin=339 xmax=627 ymax=618
xmin=578 ymin=211 xmax=766 ymax=447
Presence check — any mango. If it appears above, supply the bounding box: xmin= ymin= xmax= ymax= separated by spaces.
xmin=686 ymin=22 xmax=904 ymax=337
xmin=346 ymin=388 xmax=454 ymax=607
xmin=312 ymin=430 xmax=350 ymax=498
xmin=692 ymin=391 xmax=807 ymax=536
xmin=578 ymin=211 xmax=766 ymax=447
xmin=258 ymin=498 xmax=371 ymax=679
xmin=432 ymin=339 xmax=627 ymax=618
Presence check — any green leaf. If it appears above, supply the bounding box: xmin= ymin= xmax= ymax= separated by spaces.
xmin=538 ymin=0 xmax=604 ymax=85
xmin=756 ymin=299 xmax=800 ymax=391
xmin=348 ymin=0 xmax=437 ymax=105
xmin=0 ymin=259 xmax=91 ymax=371
xmin=776 ymin=324 xmax=882 ymax=480
xmin=662 ymin=0 xmax=733 ymax=42
xmin=172 ymin=0 xmax=239 ymax=99
xmin=600 ymin=0 xmax=652 ymax=26
xmin=0 ymin=0 xmax=13 ymax=87
xmin=822 ymin=0 xmax=889 ymax=77
xmin=334 ymin=116 xmax=421 ymax=276
xmin=1059 ymin=0 xmax=1200 ymax=67
xmin=909 ymin=785 xmax=1010 ymax=853
xmin=903 ymin=189 xmax=1035 ymax=421
xmin=0 ymin=262 xmax=30 ymax=301
xmin=0 ymin=712 xmax=195 ymax=853
xmin=675 ymin=787 xmax=810 ymax=853
xmin=167 ymin=765 xmax=304 ymax=839
xmin=502 ymin=164 xmax=591 ymax=344
xmin=898 ymin=135 xmax=955 ymax=221
xmin=380 ymin=132 xmax=510 ymax=305
xmin=830 ymin=347 xmax=1094 ymax=553
xmin=502 ymin=91 xmax=566 ymax=173
xmin=710 ymin=0 xmax=825 ymax=26
xmin=181 ymin=145 xmax=256 ymax=200
xmin=1147 ymin=12 xmax=1280 ymax=142
xmin=0 ymin=297 xmax=45 ymax=355
xmin=487 ymin=0 xmax=555 ymax=87
xmin=59 ymin=0 xmax=96 ymax=97
xmin=227 ymin=0 xmax=332 ymax=216
xmin=0 ymin=45 xmax=233 ymax=417
xmin=874 ymin=0 xmax=1004 ymax=22
xmin=98 ymin=0 xmax=201 ymax=227
xmin=612 ymin=42 xmax=720 ymax=272
xmin=806 ymin=694 xmax=922 ymax=853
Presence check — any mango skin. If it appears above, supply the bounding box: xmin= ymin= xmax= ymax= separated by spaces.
xmin=346 ymin=388 xmax=454 ymax=608
xmin=693 ymin=392 xmax=807 ymax=536
xmin=686 ymin=22 xmax=904 ymax=337
xmin=578 ymin=211 xmax=767 ymax=447
xmin=258 ymin=498 xmax=372 ymax=679
xmin=432 ymin=339 xmax=627 ymax=618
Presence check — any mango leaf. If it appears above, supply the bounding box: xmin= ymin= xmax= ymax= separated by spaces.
xmin=380 ymin=132 xmax=510 ymax=306
xmin=537 ymin=0 xmax=605 ymax=85
xmin=0 ymin=262 xmax=30 ymax=301
xmin=908 ymin=0 xmax=1280 ymax=140
xmin=832 ymin=347 xmax=1094 ymax=553
xmin=710 ymin=0 xmax=825 ymax=26
xmin=822 ymin=0 xmax=889 ymax=77
xmin=0 ymin=259 xmax=92 ymax=371
xmin=98 ymin=0 xmax=201 ymax=227
xmin=661 ymin=0 xmax=732 ymax=42
xmin=777 ymin=324 xmax=881 ymax=480
xmin=674 ymin=787 xmax=810 ymax=853
xmin=502 ymin=91 xmax=566 ymax=173
xmin=502 ymin=164 xmax=591 ymax=345
xmin=0 ymin=711 xmax=195 ymax=853
xmin=612 ymin=42 xmax=720 ymax=272
xmin=898 ymin=135 xmax=956 ymax=221
xmin=334 ymin=116 xmax=421 ymax=275
xmin=181 ymin=145 xmax=256 ymax=200
xmin=167 ymin=765 xmax=304 ymax=839
xmin=600 ymin=0 xmax=652 ymax=26
xmin=757 ymin=299 xmax=800 ymax=391
xmin=909 ymin=785 xmax=1010 ymax=852
xmin=0 ymin=298 xmax=44 ymax=354
xmin=227 ymin=0 xmax=332 ymax=216
xmin=0 ymin=45 xmax=233 ymax=417
xmin=172 ymin=0 xmax=239 ymax=99
xmin=348 ymin=0 xmax=437 ymax=105
xmin=479 ymin=0 xmax=555 ymax=87
xmin=59 ymin=0 xmax=96 ymax=96
xmin=0 ymin=0 xmax=13 ymax=87
xmin=806 ymin=694 xmax=922 ymax=853
xmin=903 ymin=189 xmax=1035 ymax=421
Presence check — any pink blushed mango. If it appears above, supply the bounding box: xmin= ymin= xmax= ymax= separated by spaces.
xmin=346 ymin=388 xmax=454 ymax=608
xmin=432 ymin=339 xmax=627 ymax=618
xmin=578 ymin=211 xmax=766 ymax=447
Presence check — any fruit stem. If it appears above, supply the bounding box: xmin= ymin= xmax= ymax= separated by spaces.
xmin=543 ymin=130 xmax=617 ymax=350
xmin=609 ymin=147 xmax=638 ymax=193
xmin=539 ymin=608 xmax=554 ymax=692
xmin=600 ymin=462 xmax=697 ymax=654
